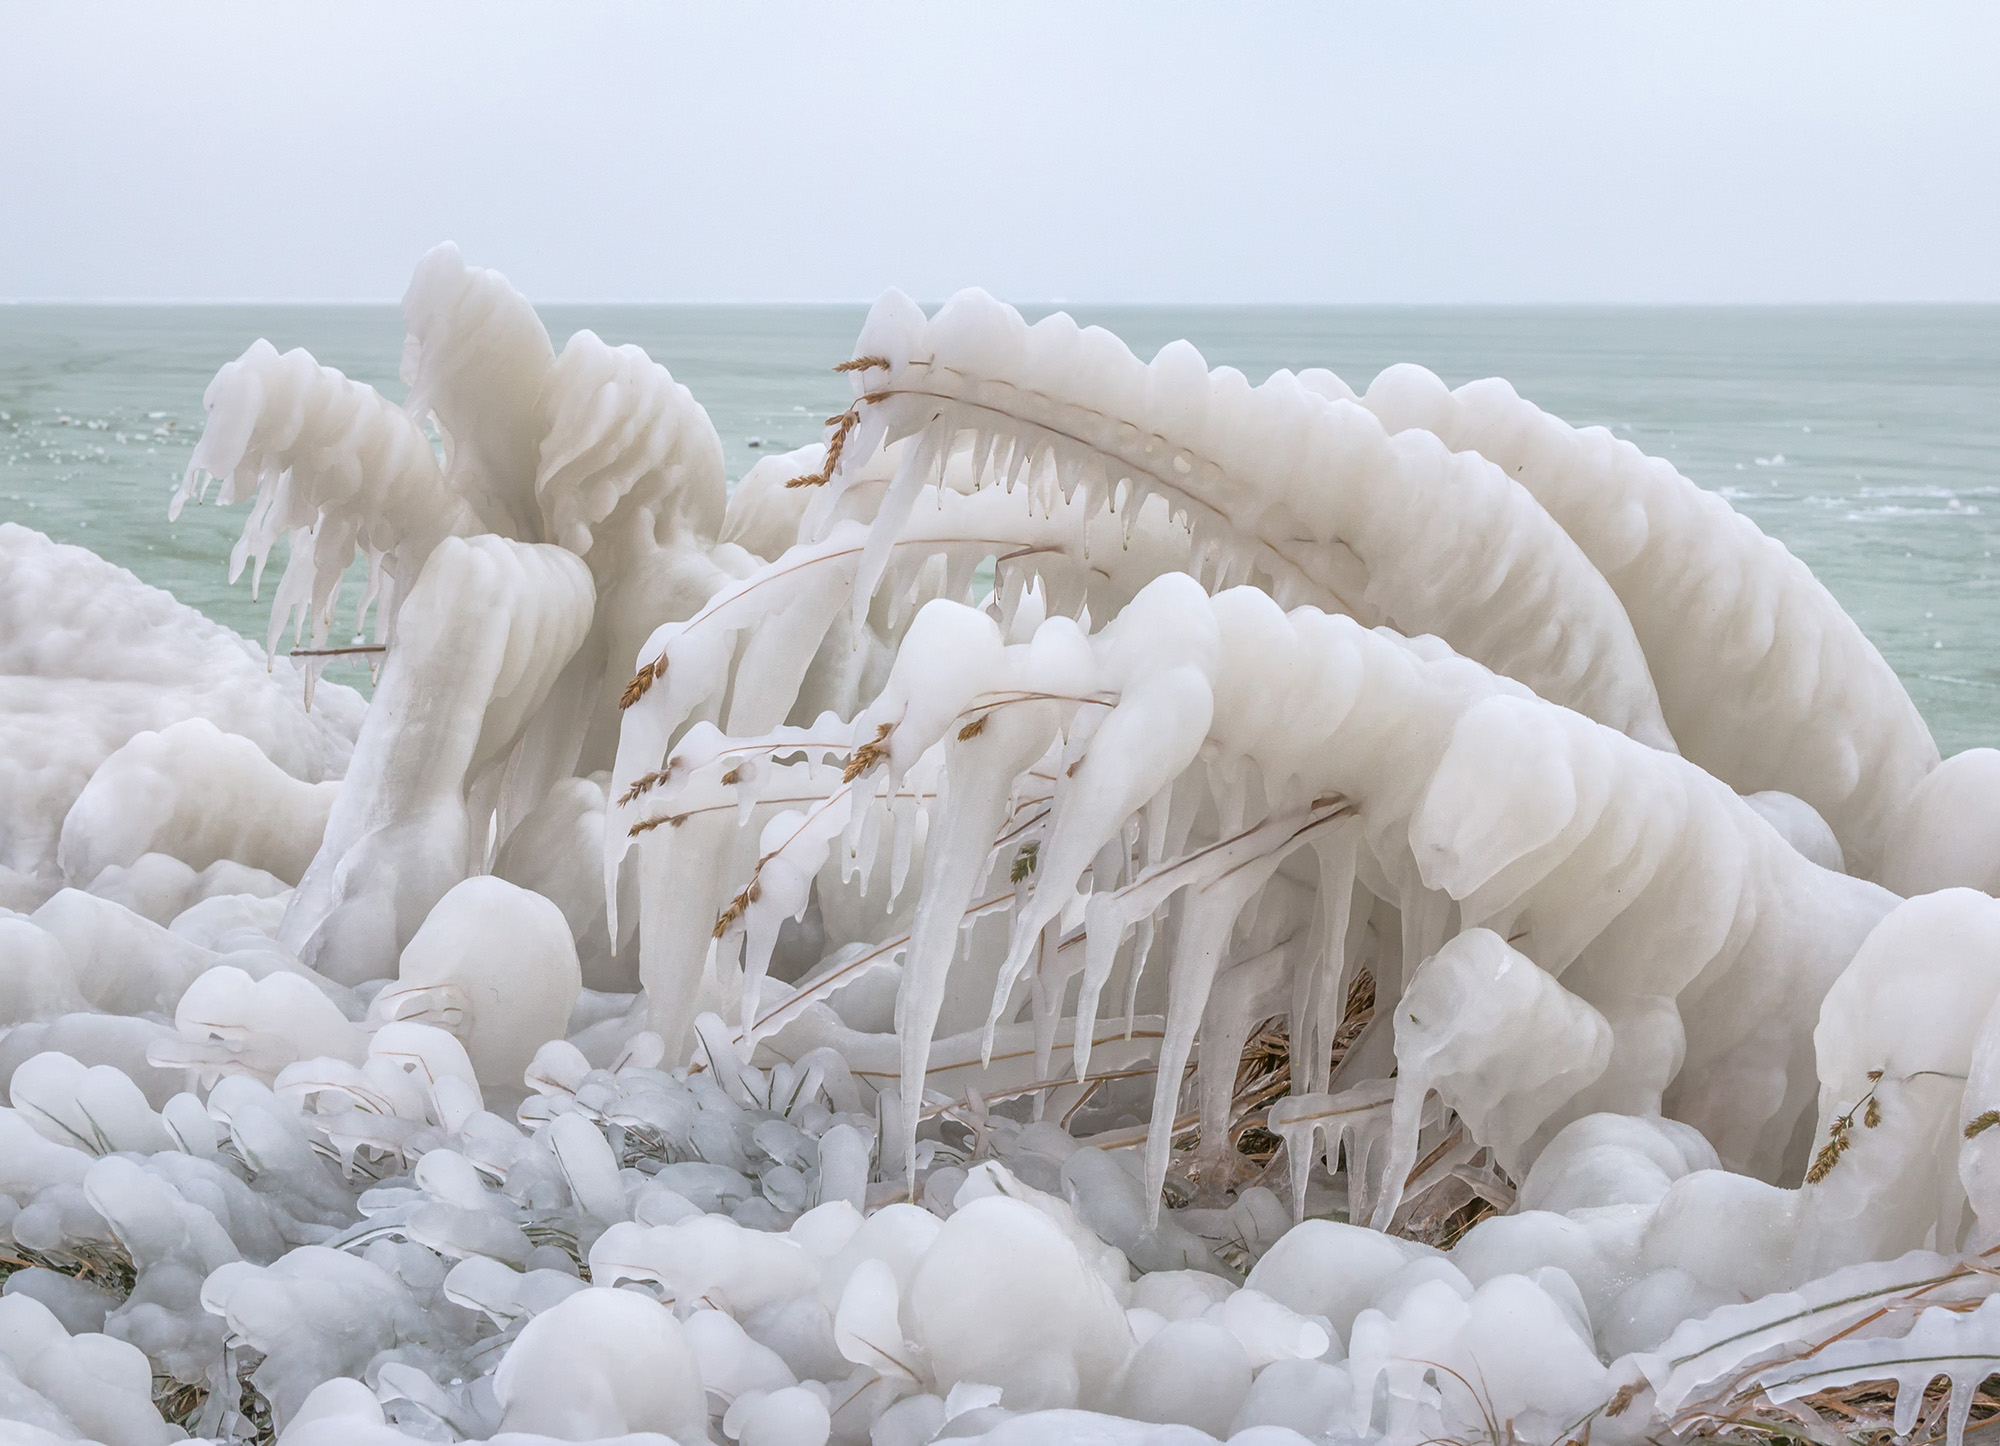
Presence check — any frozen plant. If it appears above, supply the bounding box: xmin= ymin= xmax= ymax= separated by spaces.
xmin=1 ymin=244 xmax=2000 ymax=1444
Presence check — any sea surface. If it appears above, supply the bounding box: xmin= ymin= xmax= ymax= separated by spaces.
xmin=1 ymin=304 xmax=1996 ymax=753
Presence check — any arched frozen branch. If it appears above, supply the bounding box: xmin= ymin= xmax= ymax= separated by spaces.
xmin=1360 ymin=364 xmax=1939 ymax=879
xmin=808 ymin=288 xmax=1677 ymax=750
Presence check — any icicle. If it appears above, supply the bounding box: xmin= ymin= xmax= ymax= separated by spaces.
xmin=1300 ymin=825 xmax=1361 ymax=1096
xmin=1269 ymin=1079 xmax=1397 ymax=1223
xmin=889 ymin=701 xmax=1063 ymax=1188
xmin=852 ymin=429 xmax=944 ymax=629
xmin=1141 ymin=837 xmax=1306 ymax=1225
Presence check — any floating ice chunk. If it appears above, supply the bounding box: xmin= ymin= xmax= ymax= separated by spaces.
xmin=492 ymin=1285 xmax=706 ymax=1441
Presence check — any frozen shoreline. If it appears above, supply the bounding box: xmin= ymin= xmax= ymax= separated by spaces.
xmin=5 ymin=247 xmax=2000 ymax=1446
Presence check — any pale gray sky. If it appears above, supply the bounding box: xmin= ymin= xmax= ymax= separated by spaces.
xmin=4 ymin=2 xmax=1997 ymax=303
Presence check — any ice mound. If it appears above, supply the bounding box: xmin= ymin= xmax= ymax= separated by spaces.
xmin=0 ymin=526 xmax=363 ymax=910
xmin=5 ymin=246 xmax=2000 ymax=1445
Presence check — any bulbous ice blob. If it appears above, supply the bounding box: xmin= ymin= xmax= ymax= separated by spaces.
xmin=1346 ymin=1273 xmax=1609 ymax=1446
xmin=1801 ymin=889 xmax=2000 ymax=1271
xmin=906 ymin=1195 xmax=1134 ymax=1412
xmin=1882 ymin=748 xmax=2000 ymax=897
xmin=29 ymin=888 xmax=216 ymax=1017
xmin=591 ymin=1214 xmax=817 ymax=1316
xmin=1244 ymin=1221 xmax=1434 ymax=1349
xmin=201 ymin=1245 xmax=428 ymax=1428
xmin=492 ymin=1285 xmax=706 ymax=1441
xmin=58 ymin=718 xmax=337 ymax=890
xmin=730 ymin=1383 xmax=832 ymax=1446
xmin=152 ymin=965 xmax=366 ymax=1087
xmin=1744 ymin=790 xmax=1845 ymax=873
xmin=0 ymin=917 xmax=88 ymax=1026
xmin=1109 ymin=1317 xmax=1252 ymax=1436
xmin=1231 ymin=1358 xmax=1354 ymax=1439
xmin=0 ymin=1292 xmax=179 ymax=1446
xmin=8 ymin=1052 xmax=171 ymax=1155
xmin=371 ymin=876 xmax=581 ymax=1093
xmin=79 ymin=851 xmax=287 ymax=928
xmin=1374 ymin=929 xmax=1611 ymax=1227
xmin=1516 ymin=1112 xmax=1720 ymax=1215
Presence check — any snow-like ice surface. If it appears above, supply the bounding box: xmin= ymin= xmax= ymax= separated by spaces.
xmin=0 ymin=524 xmax=362 ymax=911
xmin=4 ymin=247 xmax=2000 ymax=1446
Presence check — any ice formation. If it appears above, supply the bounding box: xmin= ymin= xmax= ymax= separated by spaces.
xmin=4 ymin=245 xmax=2000 ymax=1446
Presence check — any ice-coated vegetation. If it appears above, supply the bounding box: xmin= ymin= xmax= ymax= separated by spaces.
xmin=4 ymin=245 xmax=2000 ymax=1446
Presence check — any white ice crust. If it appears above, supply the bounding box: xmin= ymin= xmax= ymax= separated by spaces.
xmin=3 ymin=252 xmax=1999 ymax=1446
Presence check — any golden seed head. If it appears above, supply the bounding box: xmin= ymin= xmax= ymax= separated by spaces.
xmin=1805 ymin=1136 xmax=1848 ymax=1184
xmin=620 ymin=659 xmax=660 ymax=710
xmin=842 ymin=723 xmax=894 ymax=783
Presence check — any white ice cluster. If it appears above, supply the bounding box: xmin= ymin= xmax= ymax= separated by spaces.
xmin=5 ymin=245 xmax=2000 ymax=1446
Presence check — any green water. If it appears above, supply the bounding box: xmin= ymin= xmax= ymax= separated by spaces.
xmin=2 ymin=305 xmax=1996 ymax=752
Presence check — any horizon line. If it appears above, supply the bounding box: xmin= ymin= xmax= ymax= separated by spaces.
xmin=5 ymin=296 xmax=2000 ymax=309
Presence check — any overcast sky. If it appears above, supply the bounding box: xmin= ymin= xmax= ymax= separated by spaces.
xmin=4 ymin=2 xmax=1997 ymax=304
